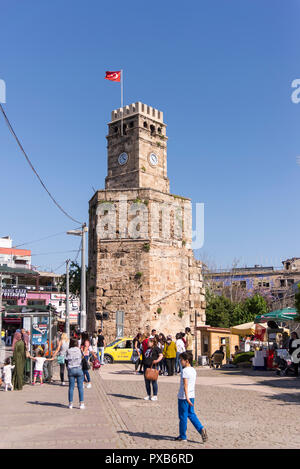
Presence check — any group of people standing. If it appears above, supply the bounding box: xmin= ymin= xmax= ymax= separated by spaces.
xmin=133 ymin=327 xmax=194 ymax=377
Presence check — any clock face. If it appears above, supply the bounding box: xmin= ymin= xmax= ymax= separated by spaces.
xmin=118 ymin=152 xmax=128 ymax=166
xmin=149 ymin=153 xmax=158 ymax=166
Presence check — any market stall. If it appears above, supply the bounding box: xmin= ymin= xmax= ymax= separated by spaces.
xmin=254 ymin=308 xmax=299 ymax=373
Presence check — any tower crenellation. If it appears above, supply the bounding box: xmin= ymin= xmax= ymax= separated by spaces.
xmin=111 ymin=101 xmax=164 ymax=124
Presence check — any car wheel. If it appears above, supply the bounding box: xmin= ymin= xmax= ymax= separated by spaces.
xmin=104 ymin=354 xmax=113 ymax=364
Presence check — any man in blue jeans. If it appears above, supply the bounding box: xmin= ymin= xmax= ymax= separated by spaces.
xmin=175 ymin=352 xmax=208 ymax=443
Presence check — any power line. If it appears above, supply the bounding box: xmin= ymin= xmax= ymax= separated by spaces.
xmin=52 ymin=260 xmax=68 ymax=273
xmin=14 ymin=230 xmax=80 ymax=248
xmin=31 ymin=250 xmax=78 ymax=257
xmin=73 ymin=239 xmax=82 ymax=263
xmin=0 ymin=103 xmax=82 ymax=225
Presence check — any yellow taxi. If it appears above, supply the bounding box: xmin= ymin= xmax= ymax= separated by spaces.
xmin=104 ymin=337 xmax=134 ymax=364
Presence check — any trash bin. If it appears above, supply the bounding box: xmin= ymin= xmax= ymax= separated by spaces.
xmin=198 ymin=355 xmax=208 ymax=366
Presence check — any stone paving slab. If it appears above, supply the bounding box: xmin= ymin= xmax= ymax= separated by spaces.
xmin=99 ymin=364 xmax=300 ymax=449
xmin=0 ymin=366 xmax=135 ymax=449
xmin=1 ymin=363 xmax=300 ymax=449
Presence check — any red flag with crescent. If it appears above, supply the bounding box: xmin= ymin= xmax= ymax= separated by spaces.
xmin=105 ymin=71 xmax=121 ymax=82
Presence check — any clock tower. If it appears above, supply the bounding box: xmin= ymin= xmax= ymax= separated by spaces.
xmin=105 ymin=102 xmax=170 ymax=192
xmin=88 ymin=102 xmax=206 ymax=349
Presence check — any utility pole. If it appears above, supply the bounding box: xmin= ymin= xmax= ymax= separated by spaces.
xmin=67 ymin=223 xmax=88 ymax=332
xmin=66 ymin=259 xmax=70 ymax=337
xmin=0 ymin=273 xmax=2 ymax=345
xmin=81 ymin=223 xmax=88 ymax=332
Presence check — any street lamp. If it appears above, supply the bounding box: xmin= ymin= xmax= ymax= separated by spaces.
xmin=67 ymin=223 xmax=88 ymax=331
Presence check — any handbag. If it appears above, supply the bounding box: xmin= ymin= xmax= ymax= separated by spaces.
xmin=81 ymin=351 xmax=90 ymax=371
xmin=92 ymin=358 xmax=101 ymax=370
xmin=145 ymin=365 xmax=159 ymax=381
xmin=131 ymin=350 xmax=140 ymax=364
xmin=57 ymin=355 xmax=65 ymax=365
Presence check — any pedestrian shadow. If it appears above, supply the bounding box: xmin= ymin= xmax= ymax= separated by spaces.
xmin=263 ymin=393 xmax=300 ymax=405
xmin=108 ymin=393 xmax=141 ymax=400
xmin=110 ymin=370 xmax=136 ymax=375
xmin=27 ymin=401 xmax=68 ymax=408
xmin=118 ymin=430 xmax=200 ymax=444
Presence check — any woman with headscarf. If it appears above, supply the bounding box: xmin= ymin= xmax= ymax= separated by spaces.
xmin=12 ymin=331 xmax=26 ymax=390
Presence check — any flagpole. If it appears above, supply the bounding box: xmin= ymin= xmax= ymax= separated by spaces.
xmin=121 ymin=69 xmax=123 ymax=136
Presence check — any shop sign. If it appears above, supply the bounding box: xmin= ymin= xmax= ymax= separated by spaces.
xmin=2 ymin=288 xmax=27 ymax=299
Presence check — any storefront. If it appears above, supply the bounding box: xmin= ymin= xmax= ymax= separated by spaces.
xmin=197 ymin=326 xmax=240 ymax=364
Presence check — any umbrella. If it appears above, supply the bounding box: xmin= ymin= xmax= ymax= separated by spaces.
xmin=254 ymin=308 xmax=298 ymax=324
xmin=231 ymin=321 xmax=267 ymax=336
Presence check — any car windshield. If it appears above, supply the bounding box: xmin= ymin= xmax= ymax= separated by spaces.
xmin=107 ymin=339 xmax=121 ymax=347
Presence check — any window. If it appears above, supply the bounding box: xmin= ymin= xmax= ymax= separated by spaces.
xmin=150 ymin=124 xmax=155 ymax=135
xmin=118 ymin=340 xmax=132 ymax=349
xmin=280 ymin=279 xmax=285 ymax=287
xmin=143 ymin=121 xmax=148 ymax=128
xmin=27 ymin=300 xmax=46 ymax=306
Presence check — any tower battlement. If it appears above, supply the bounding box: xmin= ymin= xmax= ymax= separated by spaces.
xmin=111 ymin=101 xmax=164 ymax=124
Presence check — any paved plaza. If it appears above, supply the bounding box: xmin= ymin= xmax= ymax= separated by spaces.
xmin=1 ymin=363 xmax=300 ymax=449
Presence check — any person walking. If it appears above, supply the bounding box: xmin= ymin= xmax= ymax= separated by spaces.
xmin=12 ymin=332 xmax=26 ymax=391
xmin=175 ymin=351 xmax=208 ymax=443
xmin=289 ymin=331 xmax=300 ymax=376
xmin=53 ymin=333 xmax=69 ymax=386
xmin=2 ymin=357 xmax=15 ymax=391
xmin=164 ymin=335 xmax=177 ymax=376
xmin=185 ymin=328 xmax=194 ymax=366
xmin=5 ymin=329 xmax=12 ymax=347
xmin=143 ymin=337 xmax=163 ymax=401
xmin=175 ymin=333 xmax=186 ymax=373
xmin=81 ymin=332 xmax=97 ymax=388
xmin=158 ymin=333 xmax=167 ymax=375
xmin=133 ymin=333 xmax=142 ymax=374
xmin=97 ymin=329 xmax=105 ymax=365
xmin=65 ymin=338 xmax=85 ymax=409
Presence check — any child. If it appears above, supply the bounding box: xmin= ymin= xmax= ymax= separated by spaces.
xmin=28 ymin=349 xmax=54 ymax=385
xmin=2 ymin=357 xmax=15 ymax=391
xmin=175 ymin=351 xmax=208 ymax=443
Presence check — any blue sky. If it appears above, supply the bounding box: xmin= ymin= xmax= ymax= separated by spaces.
xmin=0 ymin=0 xmax=299 ymax=273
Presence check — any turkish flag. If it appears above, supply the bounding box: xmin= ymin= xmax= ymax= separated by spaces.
xmin=105 ymin=71 xmax=121 ymax=82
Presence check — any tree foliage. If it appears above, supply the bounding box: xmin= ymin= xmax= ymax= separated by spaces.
xmin=60 ymin=262 xmax=85 ymax=296
xmin=205 ymin=291 xmax=269 ymax=328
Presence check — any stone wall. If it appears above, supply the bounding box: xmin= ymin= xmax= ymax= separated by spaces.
xmin=88 ymin=188 xmax=206 ymax=343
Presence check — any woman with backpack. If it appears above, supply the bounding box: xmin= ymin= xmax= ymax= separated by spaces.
xmin=80 ymin=332 xmax=97 ymax=388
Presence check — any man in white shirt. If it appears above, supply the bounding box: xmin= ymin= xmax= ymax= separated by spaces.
xmin=175 ymin=352 xmax=208 ymax=443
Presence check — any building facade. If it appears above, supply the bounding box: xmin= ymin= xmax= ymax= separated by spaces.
xmin=88 ymin=102 xmax=206 ymax=341
xmin=205 ymin=258 xmax=300 ymax=309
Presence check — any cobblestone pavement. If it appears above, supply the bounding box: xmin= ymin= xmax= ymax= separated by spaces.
xmin=0 ymin=365 xmax=136 ymax=449
xmin=1 ymin=363 xmax=300 ymax=449
xmin=100 ymin=364 xmax=300 ymax=449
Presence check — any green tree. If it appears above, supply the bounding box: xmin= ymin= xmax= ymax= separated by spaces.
xmin=60 ymin=261 xmax=86 ymax=296
xmin=205 ymin=291 xmax=268 ymax=328
xmin=231 ymin=294 xmax=268 ymax=326
xmin=205 ymin=291 xmax=234 ymax=328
